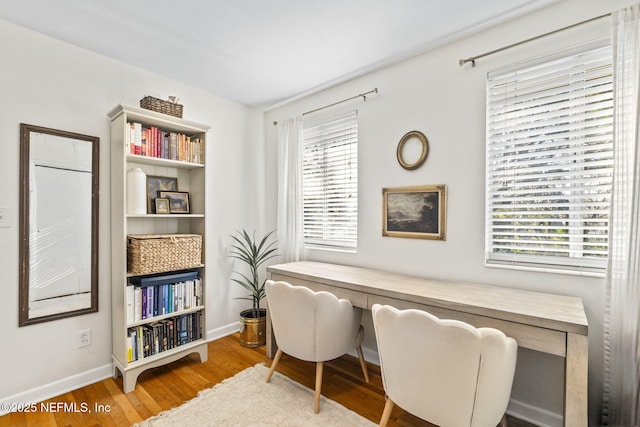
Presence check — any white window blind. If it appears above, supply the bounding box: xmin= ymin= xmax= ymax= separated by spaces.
xmin=486 ymin=43 xmax=613 ymax=274
xmin=303 ymin=111 xmax=358 ymax=250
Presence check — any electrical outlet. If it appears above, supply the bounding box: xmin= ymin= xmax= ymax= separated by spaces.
xmin=78 ymin=329 xmax=91 ymax=348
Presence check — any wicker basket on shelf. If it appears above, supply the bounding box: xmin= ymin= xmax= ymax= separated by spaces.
xmin=140 ymin=96 xmax=183 ymax=118
xmin=127 ymin=234 xmax=202 ymax=275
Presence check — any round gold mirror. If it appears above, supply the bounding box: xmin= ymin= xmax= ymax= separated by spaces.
xmin=397 ymin=130 xmax=428 ymax=170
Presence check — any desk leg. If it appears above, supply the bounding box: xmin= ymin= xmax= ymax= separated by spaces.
xmin=266 ymin=306 xmax=277 ymax=358
xmin=565 ymin=333 xmax=588 ymax=427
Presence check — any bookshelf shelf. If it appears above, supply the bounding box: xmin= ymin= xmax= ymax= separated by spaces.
xmin=122 ymin=339 xmax=207 ymax=370
xmin=125 ymin=265 xmax=205 ymax=278
xmin=126 ymin=154 xmax=204 ymax=169
xmin=109 ymin=104 xmax=210 ymax=393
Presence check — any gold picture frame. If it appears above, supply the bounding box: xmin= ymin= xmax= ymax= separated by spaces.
xmin=155 ymin=198 xmax=170 ymax=214
xmin=382 ymin=185 xmax=446 ymax=240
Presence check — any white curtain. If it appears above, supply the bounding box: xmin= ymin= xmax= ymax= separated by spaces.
xmin=603 ymin=4 xmax=640 ymax=426
xmin=276 ymin=117 xmax=304 ymax=262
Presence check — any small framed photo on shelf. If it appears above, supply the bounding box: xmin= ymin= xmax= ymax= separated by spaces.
xmin=382 ymin=185 xmax=447 ymax=240
xmin=147 ymin=175 xmax=178 ymax=213
xmin=155 ymin=198 xmax=170 ymax=214
xmin=158 ymin=191 xmax=190 ymax=214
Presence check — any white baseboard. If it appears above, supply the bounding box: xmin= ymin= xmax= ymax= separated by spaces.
xmin=0 ymin=364 xmax=113 ymax=416
xmin=506 ymin=398 xmax=563 ymax=427
xmin=206 ymin=321 xmax=240 ymax=341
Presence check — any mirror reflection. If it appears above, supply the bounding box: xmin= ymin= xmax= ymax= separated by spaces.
xmin=19 ymin=124 xmax=99 ymax=326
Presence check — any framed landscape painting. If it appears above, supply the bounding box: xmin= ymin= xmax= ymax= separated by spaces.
xmin=382 ymin=185 xmax=447 ymax=240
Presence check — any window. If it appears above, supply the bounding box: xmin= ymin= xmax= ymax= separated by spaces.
xmin=302 ymin=111 xmax=358 ymax=250
xmin=485 ymin=42 xmax=613 ymax=275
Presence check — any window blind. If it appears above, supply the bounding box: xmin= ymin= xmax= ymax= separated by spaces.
xmin=486 ymin=44 xmax=613 ymax=274
xmin=303 ymin=111 xmax=358 ymax=249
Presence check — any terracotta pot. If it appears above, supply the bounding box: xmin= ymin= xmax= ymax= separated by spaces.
xmin=239 ymin=308 xmax=266 ymax=347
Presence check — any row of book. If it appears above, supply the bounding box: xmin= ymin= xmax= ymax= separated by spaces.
xmin=126 ymin=273 xmax=203 ymax=324
xmin=127 ymin=312 xmax=203 ymax=362
xmin=128 ymin=122 xmax=204 ymax=164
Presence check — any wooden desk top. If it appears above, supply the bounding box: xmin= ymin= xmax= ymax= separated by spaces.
xmin=267 ymin=261 xmax=588 ymax=336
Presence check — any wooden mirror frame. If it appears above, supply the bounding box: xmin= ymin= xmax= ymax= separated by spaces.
xmin=397 ymin=130 xmax=429 ymax=170
xmin=19 ymin=123 xmax=99 ymax=326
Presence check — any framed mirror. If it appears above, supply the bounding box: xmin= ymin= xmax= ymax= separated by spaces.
xmin=19 ymin=124 xmax=99 ymax=326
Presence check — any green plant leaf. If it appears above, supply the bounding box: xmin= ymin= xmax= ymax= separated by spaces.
xmin=229 ymin=229 xmax=278 ymax=311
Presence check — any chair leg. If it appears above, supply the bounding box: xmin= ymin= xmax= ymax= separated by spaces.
xmin=356 ymin=345 xmax=370 ymax=383
xmin=379 ymin=397 xmax=395 ymax=427
xmin=499 ymin=414 xmax=508 ymax=427
xmin=314 ymin=361 xmax=324 ymax=414
xmin=265 ymin=348 xmax=283 ymax=383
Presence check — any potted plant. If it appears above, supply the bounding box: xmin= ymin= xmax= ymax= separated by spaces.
xmin=229 ymin=229 xmax=278 ymax=347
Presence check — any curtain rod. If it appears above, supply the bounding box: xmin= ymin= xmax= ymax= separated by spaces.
xmin=272 ymin=88 xmax=378 ymax=125
xmin=459 ymin=13 xmax=610 ymax=67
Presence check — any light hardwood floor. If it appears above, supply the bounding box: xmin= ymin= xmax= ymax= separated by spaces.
xmin=0 ymin=333 xmax=536 ymax=426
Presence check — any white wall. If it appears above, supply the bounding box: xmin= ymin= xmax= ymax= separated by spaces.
xmin=264 ymin=1 xmax=637 ymax=425
xmin=0 ymin=18 xmax=261 ymax=404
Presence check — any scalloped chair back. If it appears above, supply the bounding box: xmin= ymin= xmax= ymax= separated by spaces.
xmin=372 ymin=303 xmax=517 ymax=427
xmin=265 ymin=280 xmax=369 ymax=413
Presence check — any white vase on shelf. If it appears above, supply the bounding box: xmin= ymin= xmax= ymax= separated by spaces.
xmin=127 ymin=168 xmax=147 ymax=214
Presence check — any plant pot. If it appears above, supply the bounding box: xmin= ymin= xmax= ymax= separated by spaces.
xmin=239 ymin=308 xmax=267 ymax=348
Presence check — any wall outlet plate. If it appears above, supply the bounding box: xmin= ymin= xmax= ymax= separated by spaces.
xmin=78 ymin=329 xmax=91 ymax=348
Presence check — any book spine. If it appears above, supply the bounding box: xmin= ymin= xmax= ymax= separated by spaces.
xmin=133 ymin=122 xmax=142 ymax=155
xmin=126 ymin=285 xmax=135 ymax=324
xmin=141 ymin=287 xmax=147 ymax=320
xmin=169 ymin=133 xmax=177 ymax=160
xmin=128 ymin=123 xmax=134 ymax=154
xmin=127 ymin=335 xmax=133 ymax=362
xmin=162 ymin=284 xmax=168 ymax=315
xmin=141 ymin=128 xmax=148 ymax=157
xmin=137 ymin=326 xmax=144 ymax=359
xmin=163 ymin=133 xmax=169 ymax=159
xmin=147 ymin=286 xmax=154 ymax=319
xmin=134 ymin=287 xmax=142 ymax=321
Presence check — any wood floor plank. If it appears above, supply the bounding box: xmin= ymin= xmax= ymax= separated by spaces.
xmin=102 ymin=379 xmax=144 ymax=425
xmin=124 ymin=382 xmax=162 ymax=420
xmin=0 ymin=333 xmax=537 ymax=426
xmin=69 ymin=385 xmax=108 ymax=427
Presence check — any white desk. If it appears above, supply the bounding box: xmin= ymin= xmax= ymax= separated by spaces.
xmin=266 ymin=261 xmax=588 ymax=427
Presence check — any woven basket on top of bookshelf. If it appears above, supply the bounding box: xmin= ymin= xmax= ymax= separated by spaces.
xmin=140 ymin=96 xmax=183 ymax=118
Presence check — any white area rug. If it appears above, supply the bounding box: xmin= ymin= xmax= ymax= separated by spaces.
xmin=135 ymin=363 xmax=376 ymax=426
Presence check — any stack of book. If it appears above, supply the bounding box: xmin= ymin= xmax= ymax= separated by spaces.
xmin=127 ymin=121 xmax=204 ymax=164
xmin=126 ymin=271 xmax=203 ymax=323
xmin=127 ymin=312 xmax=203 ymax=362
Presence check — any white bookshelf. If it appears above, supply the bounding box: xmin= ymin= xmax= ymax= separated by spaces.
xmin=108 ymin=104 xmax=210 ymax=392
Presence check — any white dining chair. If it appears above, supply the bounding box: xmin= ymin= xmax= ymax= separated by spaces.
xmin=372 ymin=303 xmax=517 ymax=427
xmin=265 ymin=279 xmax=369 ymax=413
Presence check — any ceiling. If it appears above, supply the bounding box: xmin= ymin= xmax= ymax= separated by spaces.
xmin=0 ymin=0 xmax=560 ymax=110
